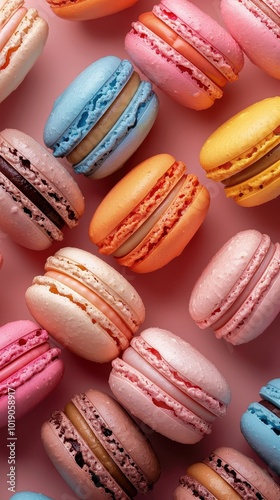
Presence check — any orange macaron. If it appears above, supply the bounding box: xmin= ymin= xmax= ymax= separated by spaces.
xmin=89 ymin=153 xmax=210 ymax=273
xmin=46 ymin=0 xmax=139 ymax=21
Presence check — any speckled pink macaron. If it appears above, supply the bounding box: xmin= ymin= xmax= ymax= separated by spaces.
xmin=189 ymin=229 xmax=280 ymax=345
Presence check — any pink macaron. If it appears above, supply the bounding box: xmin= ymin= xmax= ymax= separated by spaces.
xmin=109 ymin=327 xmax=231 ymax=444
xmin=173 ymin=446 xmax=280 ymax=499
xmin=41 ymin=389 xmax=161 ymax=499
xmin=189 ymin=229 xmax=280 ymax=345
xmin=0 ymin=320 xmax=64 ymax=428
xmin=25 ymin=247 xmax=145 ymax=363
xmin=125 ymin=0 xmax=244 ymax=110
xmin=220 ymin=0 xmax=280 ymax=80
xmin=0 ymin=128 xmax=85 ymax=251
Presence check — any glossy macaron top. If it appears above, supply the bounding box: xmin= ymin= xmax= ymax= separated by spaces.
xmin=189 ymin=229 xmax=280 ymax=344
xmin=25 ymin=247 xmax=145 ymax=362
xmin=200 ymin=96 xmax=280 ymax=206
xmin=220 ymin=0 xmax=280 ymax=79
xmin=10 ymin=493 xmax=54 ymax=500
xmin=200 ymin=97 xmax=280 ymax=176
xmin=89 ymin=153 xmax=210 ymax=272
xmin=46 ymin=0 xmax=139 ymax=21
xmin=41 ymin=389 xmax=161 ymax=499
xmin=174 ymin=446 xmax=280 ymax=499
xmin=125 ymin=0 xmax=244 ymax=109
xmin=44 ymin=56 xmax=159 ymax=179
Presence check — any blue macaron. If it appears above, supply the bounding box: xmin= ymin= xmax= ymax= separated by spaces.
xmin=240 ymin=378 xmax=280 ymax=475
xmin=10 ymin=493 xmax=54 ymax=500
xmin=43 ymin=55 xmax=159 ymax=180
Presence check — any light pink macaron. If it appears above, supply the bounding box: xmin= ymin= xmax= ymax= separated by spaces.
xmin=189 ymin=229 xmax=280 ymax=345
xmin=0 ymin=320 xmax=64 ymax=428
xmin=109 ymin=327 xmax=231 ymax=444
xmin=25 ymin=247 xmax=145 ymax=363
xmin=41 ymin=389 xmax=161 ymax=499
xmin=220 ymin=0 xmax=280 ymax=79
xmin=125 ymin=0 xmax=244 ymax=110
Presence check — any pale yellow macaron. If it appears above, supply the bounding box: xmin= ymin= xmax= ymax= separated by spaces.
xmin=200 ymin=96 xmax=280 ymax=207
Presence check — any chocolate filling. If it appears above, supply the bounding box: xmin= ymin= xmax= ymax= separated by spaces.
xmin=0 ymin=154 xmax=65 ymax=229
xmin=259 ymin=399 xmax=280 ymax=434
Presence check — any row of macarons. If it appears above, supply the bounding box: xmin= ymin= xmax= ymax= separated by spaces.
xmin=1 ymin=90 xmax=280 ymax=270
xmin=2 ymin=318 xmax=280 ymax=498
xmin=2 ymin=0 xmax=280 ymax=109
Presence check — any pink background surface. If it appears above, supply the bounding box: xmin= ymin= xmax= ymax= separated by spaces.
xmin=0 ymin=0 xmax=280 ymax=498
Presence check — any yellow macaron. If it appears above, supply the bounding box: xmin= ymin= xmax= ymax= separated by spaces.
xmin=200 ymin=96 xmax=280 ymax=207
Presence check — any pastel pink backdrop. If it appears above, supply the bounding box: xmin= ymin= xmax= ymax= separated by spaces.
xmin=0 ymin=0 xmax=279 ymax=499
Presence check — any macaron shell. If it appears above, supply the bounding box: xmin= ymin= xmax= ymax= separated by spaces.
xmin=199 ymin=97 xmax=280 ymax=175
xmin=117 ymin=181 xmax=210 ymax=273
xmin=0 ymin=357 xmax=64 ymax=427
xmin=86 ymin=389 xmax=161 ymax=488
xmin=221 ymin=0 xmax=280 ymax=79
xmin=125 ymin=27 xmax=217 ymax=110
xmin=109 ymin=366 xmax=203 ymax=444
xmin=25 ymin=277 xmax=124 ymax=362
xmin=189 ymin=229 xmax=263 ymax=325
xmin=74 ymin=83 xmax=159 ymax=179
xmin=211 ymin=446 xmax=280 ymax=498
xmin=10 ymin=493 xmax=54 ymax=500
xmin=47 ymin=0 xmax=139 ymax=21
xmin=41 ymin=418 xmax=118 ymax=500
xmin=0 ymin=9 xmax=48 ymax=103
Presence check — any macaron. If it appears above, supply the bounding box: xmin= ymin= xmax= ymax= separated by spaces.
xmin=199 ymin=96 xmax=280 ymax=207
xmin=0 ymin=128 xmax=85 ymax=250
xmin=0 ymin=320 xmax=64 ymax=428
xmin=124 ymin=0 xmax=244 ymax=110
xmin=189 ymin=229 xmax=280 ymax=345
xmin=89 ymin=153 xmax=210 ymax=273
xmin=109 ymin=328 xmax=231 ymax=444
xmin=173 ymin=446 xmax=280 ymax=499
xmin=10 ymin=493 xmax=54 ymax=500
xmin=43 ymin=56 xmax=159 ymax=180
xmin=45 ymin=0 xmax=139 ymax=22
xmin=220 ymin=0 xmax=280 ymax=80
xmin=0 ymin=0 xmax=49 ymax=103
xmin=25 ymin=247 xmax=145 ymax=363
xmin=41 ymin=389 xmax=161 ymax=499
xmin=241 ymin=378 xmax=280 ymax=475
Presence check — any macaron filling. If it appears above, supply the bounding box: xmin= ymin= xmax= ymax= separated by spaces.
xmin=177 ymin=473 xmax=216 ymax=499
xmin=187 ymin=462 xmax=241 ymax=499
xmin=152 ymin=3 xmax=240 ymax=83
xmin=0 ymin=5 xmax=26 ymax=51
xmin=139 ymin=11 xmax=228 ymax=88
xmin=66 ymin=71 xmax=141 ymax=165
xmin=205 ymin=451 xmax=265 ymax=498
xmin=111 ymin=357 xmax=212 ymax=437
xmin=197 ymin=233 xmax=276 ymax=331
xmin=128 ymin=336 xmax=227 ymax=418
xmin=49 ymin=59 xmax=135 ymax=158
xmin=45 ymin=252 xmax=142 ymax=334
xmin=222 ymin=142 xmax=280 ymax=188
xmin=96 ymin=160 xmax=187 ymax=255
xmin=45 ymin=409 xmax=129 ymax=500
xmin=246 ymin=0 xmax=280 ymax=26
xmin=0 ymin=154 xmax=64 ymax=230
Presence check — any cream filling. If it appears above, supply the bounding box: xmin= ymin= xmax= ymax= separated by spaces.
xmin=249 ymin=0 xmax=280 ymax=25
xmin=222 ymin=142 xmax=280 ymax=187
xmin=113 ymin=176 xmax=186 ymax=258
xmin=67 ymin=72 xmax=140 ymax=164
